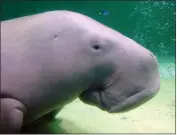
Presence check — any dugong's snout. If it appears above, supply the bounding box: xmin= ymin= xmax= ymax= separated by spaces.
xmin=79 ymin=50 xmax=160 ymax=113
xmin=107 ymin=83 xmax=160 ymax=113
xmin=107 ymin=52 xmax=160 ymax=113
xmin=79 ymin=79 xmax=160 ymax=113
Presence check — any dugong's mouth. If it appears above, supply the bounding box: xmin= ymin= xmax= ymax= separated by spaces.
xmin=79 ymin=81 xmax=160 ymax=113
xmin=107 ymin=88 xmax=158 ymax=113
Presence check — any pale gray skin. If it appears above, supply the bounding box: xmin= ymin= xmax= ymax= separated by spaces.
xmin=1 ymin=10 xmax=160 ymax=133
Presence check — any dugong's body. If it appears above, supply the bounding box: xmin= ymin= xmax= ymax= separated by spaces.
xmin=1 ymin=10 xmax=160 ymax=133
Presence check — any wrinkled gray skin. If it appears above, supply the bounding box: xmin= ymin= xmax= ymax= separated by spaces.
xmin=1 ymin=10 xmax=160 ymax=133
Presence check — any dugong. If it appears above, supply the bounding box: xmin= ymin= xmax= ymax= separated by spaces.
xmin=1 ymin=10 xmax=160 ymax=133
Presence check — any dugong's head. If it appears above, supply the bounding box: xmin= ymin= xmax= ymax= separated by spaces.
xmin=59 ymin=11 xmax=161 ymax=113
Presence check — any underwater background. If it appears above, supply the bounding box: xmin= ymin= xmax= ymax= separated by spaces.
xmin=1 ymin=1 xmax=176 ymax=133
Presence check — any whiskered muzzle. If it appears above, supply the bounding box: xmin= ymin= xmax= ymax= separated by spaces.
xmin=108 ymin=84 xmax=160 ymax=113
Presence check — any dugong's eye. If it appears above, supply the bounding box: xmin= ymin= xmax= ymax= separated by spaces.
xmin=92 ymin=44 xmax=100 ymax=50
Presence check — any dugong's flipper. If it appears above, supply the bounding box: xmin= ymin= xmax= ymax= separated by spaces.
xmin=21 ymin=109 xmax=61 ymax=133
xmin=0 ymin=98 xmax=26 ymax=133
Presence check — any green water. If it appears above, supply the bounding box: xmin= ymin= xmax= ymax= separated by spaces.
xmin=1 ymin=1 xmax=176 ymax=133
